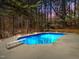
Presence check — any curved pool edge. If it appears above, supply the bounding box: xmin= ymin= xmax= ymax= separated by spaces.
xmin=20 ymin=32 xmax=65 ymax=37
xmin=17 ymin=32 xmax=65 ymax=40
xmin=6 ymin=32 xmax=65 ymax=49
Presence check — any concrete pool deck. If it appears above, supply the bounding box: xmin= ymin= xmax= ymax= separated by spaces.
xmin=0 ymin=33 xmax=79 ymax=59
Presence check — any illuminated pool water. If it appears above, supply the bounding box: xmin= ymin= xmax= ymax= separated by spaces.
xmin=17 ymin=32 xmax=64 ymax=45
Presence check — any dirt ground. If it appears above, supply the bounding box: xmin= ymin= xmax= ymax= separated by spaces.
xmin=0 ymin=33 xmax=79 ymax=59
xmin=51 ymin=29 xmax=79 ymax=33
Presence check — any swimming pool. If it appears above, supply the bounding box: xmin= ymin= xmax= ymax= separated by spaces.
xmin=17 ymin=32 xmax=64 ymax=45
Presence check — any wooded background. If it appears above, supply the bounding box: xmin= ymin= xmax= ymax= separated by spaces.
xmin=0 ymin=0 xmax=79 ymax=39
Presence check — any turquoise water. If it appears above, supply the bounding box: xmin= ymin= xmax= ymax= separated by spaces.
xmin=17 ymin=32 xmax=64 ymax=45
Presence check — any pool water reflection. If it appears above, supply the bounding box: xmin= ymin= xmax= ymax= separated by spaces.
xmin=17 ymin=32 xmax=64 ymax=45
